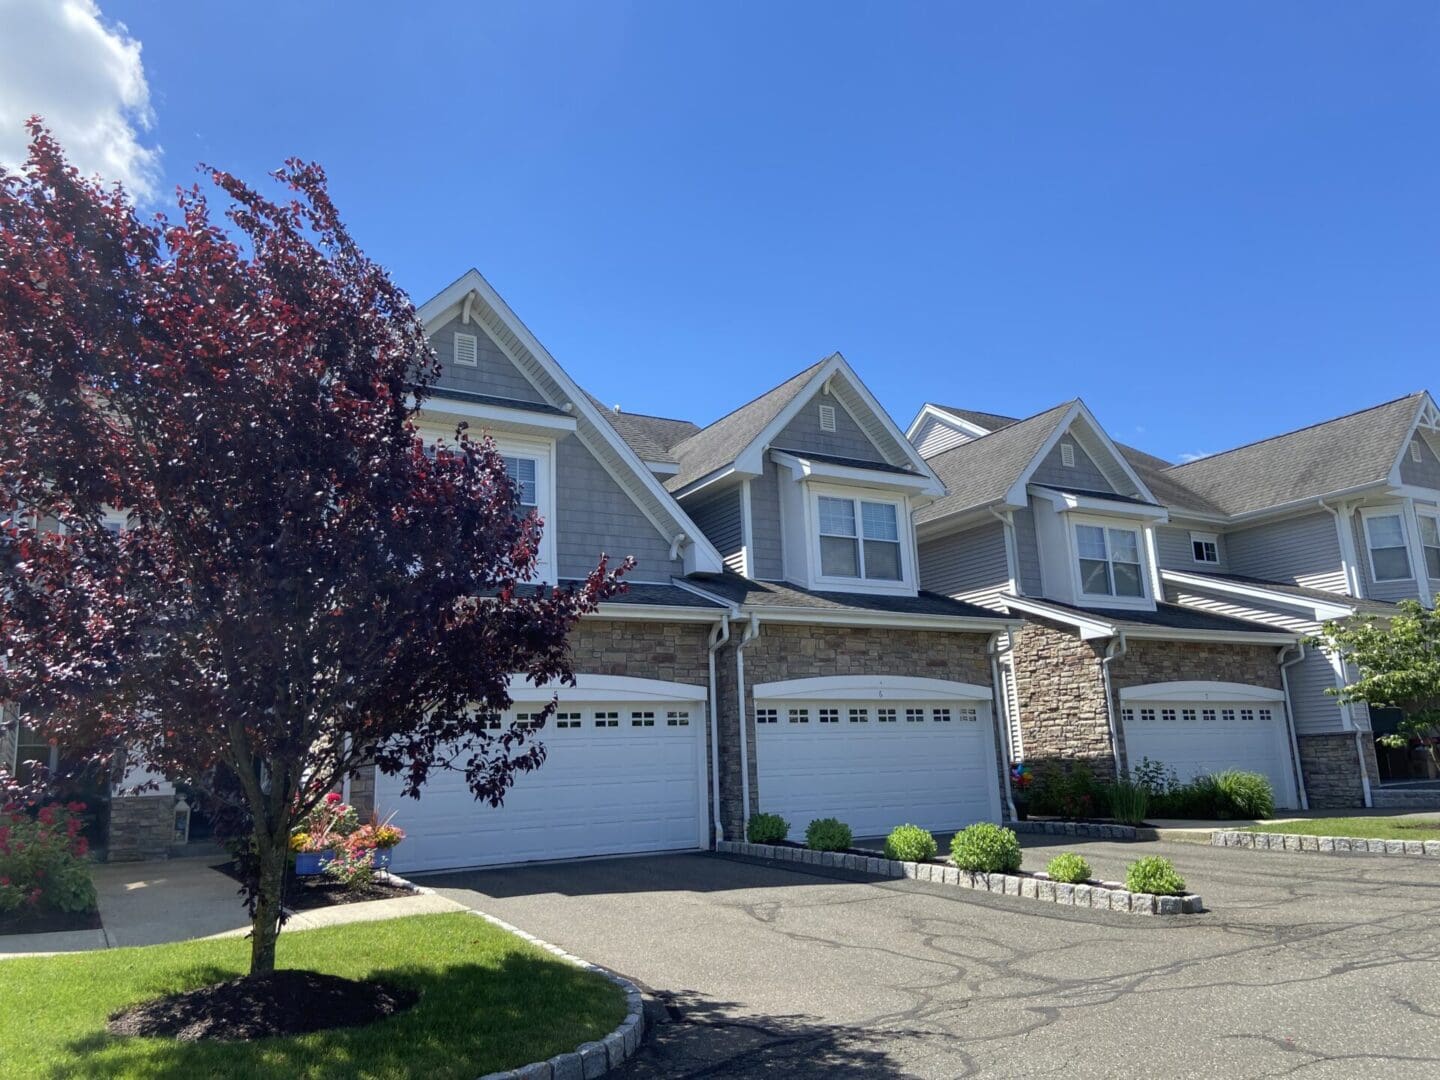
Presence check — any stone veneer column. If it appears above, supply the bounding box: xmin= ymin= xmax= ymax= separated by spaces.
xmin=1297 ymin=732 xmax=1374 ymax=809
xmin=1010 ymin=620 xmax=1117 ymax=779
xmin=107 ymin=795 xmax=176 ymax=861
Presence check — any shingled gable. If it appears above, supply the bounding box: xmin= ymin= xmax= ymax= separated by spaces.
xmin=915 ymin=399 xmax=1158 ymax=526
xmin=663 ymin=353 xmax=944 ymax=496
xmin=1163 ymin=392 xmax=1433 ymax=518
xmin=414 ymin=269 xmax=725 ymax=575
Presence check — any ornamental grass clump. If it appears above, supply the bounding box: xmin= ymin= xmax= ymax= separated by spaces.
xmin=1212 ymin=770 xmax=1275 ymax=820
xmin=1045 ymin=852 xmax=1092 ymax=884
xmin=747 ymin=812 xmax=790 ymax=844
xmin=805 ymin=818 xmax=853 ymax=852
xmin=884 ymin=824 xmax=938 ymax=862
xmin=1107 ymin=779 xmax=1150 ymax=826
xmin=949 ymin=823 xmax=1022 ymax=873
xmin=1125 ymin=855 xmax=1186 ymax=896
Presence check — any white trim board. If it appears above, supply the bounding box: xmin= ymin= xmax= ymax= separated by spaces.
xmin=1119 ymin=681 xmax=1286 ymax=703
xmin=753 ymin=675 xmax=992 ymax=702
xmin=505 ymin=673 xmax=708 ymax=703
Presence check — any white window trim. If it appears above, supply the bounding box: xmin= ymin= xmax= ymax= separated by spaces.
xmin=418 ymin=426 xmax=557 ymax=584
xmin=1070 ymin=514 xmax=1150 ymax=606
xmin=1417 ymin=507 xmax=1440 ymax=581
xmin=1189 ymin=531 xmax=1220 ymax=565
xmin=807 ymin=483 xmax=915 ymax=595
xmin=1361 ymin=506 xmax=1414 ymax=583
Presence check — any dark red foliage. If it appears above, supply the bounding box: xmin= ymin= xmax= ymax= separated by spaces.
xmin=0 ymin=122 xmax=626 ymax=968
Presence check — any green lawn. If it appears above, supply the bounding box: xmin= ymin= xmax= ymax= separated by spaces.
xmin=1246 ymin=816 xmax=1440 ymax=841
xmin=0 ymin=912 xmax=625 ymax=1080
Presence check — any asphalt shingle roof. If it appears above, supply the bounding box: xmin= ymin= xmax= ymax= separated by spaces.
xmin=1167 ymin=572 xmax=1403 ymax=619
xmin=424 ymin=386 xmax=569 ymax=416
xmin=535 ymin=581 xmax=726 ymax=608
xmin=1160 ymin=393 xmax=1426 ymax=517
xmin=686 ymin=573 xmax=1009 ymax=621
xmin=916 ymin=401 xmax=1076 ymax=523
xmin=1007 ymin=597 xmax=1294 ymax=636
xmin=583 ymin=394 xmax=701 ymax=465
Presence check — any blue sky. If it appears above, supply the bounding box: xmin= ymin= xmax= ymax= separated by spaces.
xmin=58 ymin=4 xmax=1440 ymax=459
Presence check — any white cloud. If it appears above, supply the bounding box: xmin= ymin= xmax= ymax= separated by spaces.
xmin=1178 ymin=450 xmax=1217 ymax=463
xmin=0 ymin=0 xmax=160 ymax=200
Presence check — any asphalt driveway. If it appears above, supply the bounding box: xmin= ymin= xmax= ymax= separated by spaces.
xmin=424 ymin=836 xmax=1440 ymax=1078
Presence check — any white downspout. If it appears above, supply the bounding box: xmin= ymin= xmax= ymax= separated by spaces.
xmin=1099 ymin=632 xmax=1128 ymax=778
xmin=706 ymin=615 xmax=731 ymax=842
xmin=1356 ymin=729 xmax=1375 ymax=809
xmin=1276 ymin=641 xmax=1310 ymax=810
xmin=734 ymin=614 xmax=761 ymax=837
xmin=988 ymin=631 xmax=1018 ymax=820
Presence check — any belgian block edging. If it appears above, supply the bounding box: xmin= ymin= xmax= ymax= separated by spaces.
xmin=1212 ymin=830 xmax=1440 ymax=859
xmin=1010 ymin=820 xmax=1139 ymax=841
xmin=716 ymin=840 xmax=1202 ymax=916
xmin=469 ymin=910 xmax=645 ymax=1080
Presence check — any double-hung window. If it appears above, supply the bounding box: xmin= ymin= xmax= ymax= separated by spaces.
xmin=1363 ymin=512 xmax=1412 ymax=582
xmin=1417 ymin=512 xmax=1440 ymax=580
xmin=817 ymin=495 xmax=902 ymax=581
xmin=1076 ymin=523 xmax=1145 ymax=598
xmin=501 ymin=455 xmax=539 ymax=515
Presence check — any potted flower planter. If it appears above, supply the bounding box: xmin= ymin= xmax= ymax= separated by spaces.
xmin=293 ymin=846 xmax=398 ymax=876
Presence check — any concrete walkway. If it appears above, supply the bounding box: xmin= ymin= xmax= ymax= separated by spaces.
xmin=0 ymin=855 xmax=464 ymax=959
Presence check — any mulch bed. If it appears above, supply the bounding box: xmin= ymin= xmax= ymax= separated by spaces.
xmin=211 ymin=861 xmax=415 ymax=910
xmin=107 ymin=969 xmax=419 ymax=1042
xmin=0 ymin=906 xmax=103 ymax=937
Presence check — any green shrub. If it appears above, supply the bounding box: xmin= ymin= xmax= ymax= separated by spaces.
xmin=1107 ymin=780 xmax=1150 ymax=826
xmin=0 ymin=803 xmax=97 ymax=915
xmin=805 ymin=817 xmax=853 ymax=852
xmin=1028 ymin=763 xmax=1104 ymax=820
xmin=884 ymin=824 xmax=938 ymax=862
xmin=1045 ymin=852 xmax=1092 ymax=884
xmin=1153 ymin=773 xmax=1221 ymax=819
xmin=1125 ymin=855 xmax=1186 ymax=895
xmin=950 ymin=823 xmax=1023 ymax=873
xmin=747 ymin=812 xmax=790 ymax=844
xmin=1212 ymin=770 xmax=1275 ymax=819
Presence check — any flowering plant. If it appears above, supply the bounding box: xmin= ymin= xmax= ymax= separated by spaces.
xmin=0 ymin=802 xmax=96 ymax=915
xmin=290 ymin=792 xmax=360 ymax=853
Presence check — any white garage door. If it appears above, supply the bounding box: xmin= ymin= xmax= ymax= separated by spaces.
xmin=753 ymin=676 xmax=1003 ymax=838
xmin=1120 ymin=681 xmax=1299 ymax=809
xmin=377 ymin=676 xmax=708 ymax=873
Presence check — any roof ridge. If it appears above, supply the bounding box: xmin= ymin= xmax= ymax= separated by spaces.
xmin=921 ymin=399 xmax=1077 ymax=463
xmin=1165 ymin=391 xmax=1425 ymax=474
xmin=670 ymin=358 xmax=828 ymax=453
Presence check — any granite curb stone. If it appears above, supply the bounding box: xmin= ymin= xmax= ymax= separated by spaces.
xmin=1210 ymin=829 xmax=1440 ymax=859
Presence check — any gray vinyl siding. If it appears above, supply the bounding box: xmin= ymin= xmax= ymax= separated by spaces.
xmin=914 ymin=418 xmax=974 ymax=458
xmin=1288 ymin=649 xmax=1347 ymax=736
xmin=772 ymin=389 xmax=887 ymax=463
xmin=556 ymin=436 xmax=682 ymax=583
xmin=1226 ymin=512 xmax=1347 ymax=594
xmin=748 ymin=461 xmax=785 ymax=581
xmin=1352 ymin=512 xmax=1422 ymax=603
xmin=685 ymin=485 xmax=745 ymax=574
xmin=1399 ymin=435 xmax=1440 ymax=489
xmin=429 ymin=315 xmax=547 ymax=404
xmin=1013 ymin=506 xmax=1044 ymax=595
xmin=1154 ymin=526 xmax=1228 ymax=573
xmin=917 ymin=521 xmax=1011 ymax=609
xmin=1030 ymin=436 xmax=1115 ymax=493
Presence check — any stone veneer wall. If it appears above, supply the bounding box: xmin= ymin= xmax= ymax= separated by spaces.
xmin=1298 ymin=732 xmax=1375 ymax=809
xmin=1010 ymin=620 xmax=1116 ymax=778
xmin=108 ymin=794 xmax=175 ymax=861
xmin=351 ymin=617 xmax=713 ymax=822
xmin=716 ymin=624 xmax=994 ymax=840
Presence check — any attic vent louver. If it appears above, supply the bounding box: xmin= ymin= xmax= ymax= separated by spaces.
xmin=819 ymin=404 xmax=837 ymax=432
xmin=1060 ymin=442 xmax=1075 ymax=468
xmin=453 ymin=332 xmax=479 ymax=367
xmin=1413 ymin=441 xmax=1424 ymax=463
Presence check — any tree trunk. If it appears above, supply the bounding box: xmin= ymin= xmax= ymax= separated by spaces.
xmin=249 ymin=832 xmax=288 ymax=975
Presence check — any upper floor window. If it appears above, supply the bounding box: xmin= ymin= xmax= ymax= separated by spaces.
xmin=818 ymin=495 xmax=901 ymax=581
xmin=1076 ymin=523 xmax=1144 ymax=598
xmin=1418 ymin=512 xmax=1440 ymax=579
xmin=1190 ymin=531 xmax=1219 ymax=564
xmin=1363 ymin=511 xmax=1412 ymax=582
xmin=502 ymin=455 xmax=539 ymax=510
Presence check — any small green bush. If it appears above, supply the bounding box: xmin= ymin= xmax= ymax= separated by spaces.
xmin=950 ymin=822 xmax=1022 ymax=873
xmin=805 ymin=817 xmax=853 ymax=852
xmin=1045 ymin=852 xmax=1092 ymax=884
xmin=1107 ymin=779 xmax=1150 ymax=826
xmin=747 ymin=812 xmax=790 ymax=844
xmin=1212 ymin=770 xmax=1275 ymax=819
xmin=884 ymin=824 xmax=938 ymax=862
xmin=1125 ymin=855 xmax=1186 ymax=896
xmin=1028 ymin=763 xmax=1104 ymax=820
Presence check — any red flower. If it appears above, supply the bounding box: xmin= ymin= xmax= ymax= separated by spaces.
xmin=325 ymin=792 xmax=343 ymax=805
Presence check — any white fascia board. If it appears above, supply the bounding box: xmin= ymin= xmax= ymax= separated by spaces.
xmin=1159 ymin=569 xmax=1357 ymax=621
xmin=1028 ymin=485 xmax=1170 ymax=521
xmin=1070 ymin=401 xmax=1160 ymax=503
xmin=505 ymin=672 xmax=708 ymax=703
xmin=1119 ymin=681 xmax=1286 ymax=703
xmin=592 ymin=602 xmax=727 ymax=623
xmin=745 ymin=605 xmax=1017 ymax=633
xmin=913 ymin=499 xmax=1025 ymax=541
xmin=644 ymin=460 xmax=681 ymax=477
xmin=904 ymin=403 xmax=994 ymax=443
xmin=1004 ymin=401 xmax=1159 ymax=507
xmin=670 ymin=465 xmax=753 ymax=501
xmin=1391 ymin=484 xmax=1440 ymax=504
xmin=410 ymin=395 xmax=578 ymax=436
xmin=1001 ymin=595 xmax=1117 ymax=641
xmin=753 ymin=674 xmax=992 ymax=702
xmin=769 ymin=450 xmax=938 ymax=494
xmin=415 ymin=270 xmax=725 ymax=575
